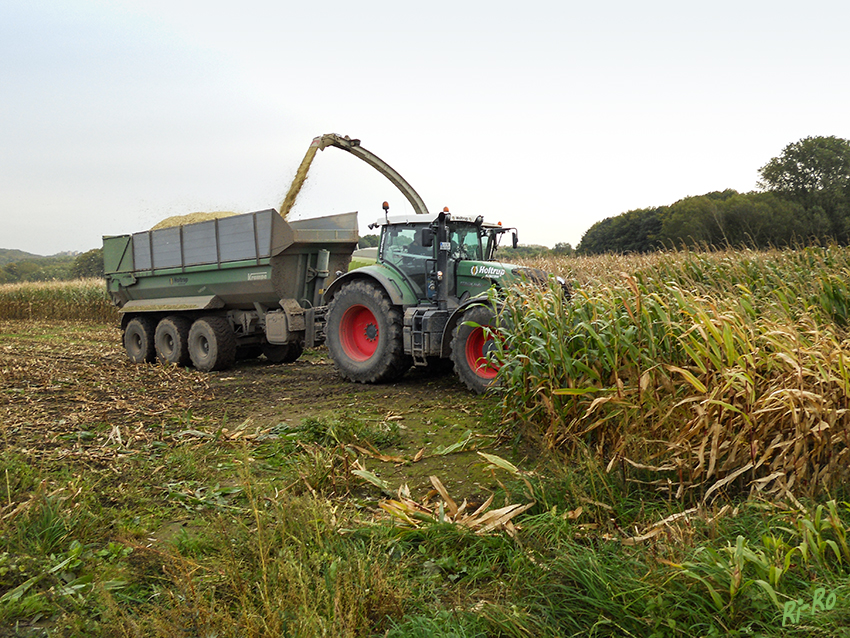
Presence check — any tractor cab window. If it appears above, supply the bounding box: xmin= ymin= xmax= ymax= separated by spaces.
xmin=484 ymin=229 xmax=497 ymax=260
xmin=448 ymin=224 xmax=483 ymax=261
xmin=380 ymin=224 xmax=433 ymax=296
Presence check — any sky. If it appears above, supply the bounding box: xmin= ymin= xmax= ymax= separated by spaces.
xmin=2 ymin=0 xmax=849 ymax=256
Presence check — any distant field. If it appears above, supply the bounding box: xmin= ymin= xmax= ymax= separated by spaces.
xmin=0 ymin=278 xmax=117 ymax=322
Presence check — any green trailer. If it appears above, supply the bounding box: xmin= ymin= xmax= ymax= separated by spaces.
xmin=103 ymin=209 xmax=359 ymax=371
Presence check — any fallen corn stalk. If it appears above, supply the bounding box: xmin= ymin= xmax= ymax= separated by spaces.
xmin=379 ymin=476 xmax=535 ymax=537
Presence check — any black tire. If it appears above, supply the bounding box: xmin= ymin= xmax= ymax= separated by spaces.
xmin=154 ymin=315 xmax=192 ymax=366
xmin=325 ymin=280 xmax=411 ymax=383
xmin=450 ymin=304 xmax=500 ymax=394
xmin=124 ymin=316 xmax=157 ymax=364
xmin=261 ymin=341 xmax=303 ymax=364
xmin=187 ymin=316 xmax=237 ymax=372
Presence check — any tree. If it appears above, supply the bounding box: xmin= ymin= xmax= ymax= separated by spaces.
xmin=660 ymin=196 xmax=727 ymax=248
xmin=358 ymin=234 xmax=380 ymax=248
xmin=578 ymin=207 xmax=663 ymax=255
xmin=758 ymin=136 xmax=850 ymax=240
xmin=70 ymin=248 xmax=104 ymax=279
xmin=552 ymin=242 xmax=574 ymax=255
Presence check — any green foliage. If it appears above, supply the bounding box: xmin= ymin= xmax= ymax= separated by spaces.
xmin=0 ymin=254 xmax=75 ymax=283
xmin=498 ymin=243 xmax=553 ymax=259
xmin=0 ymin=248 xmax=40 ymax=267
xmin=578 ymin=206 xmax=665 ymax=254
xmin=578 ymin=191 xmax=825 ymax=254
xmin=758 ymin=135 xmax=850 ymax=240
xmin=579 ymin=136 xmax=850 ymax=254
xmin=358 ymin=233 xmax=381 ymax=248
xmin=552 ymin=242 xmax=574 ymax=255
xmin=70 ymin=248 xmax=104 ymax=279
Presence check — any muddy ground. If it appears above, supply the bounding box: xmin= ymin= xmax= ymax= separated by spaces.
xmin=0 ymin=320 xmax=523 ymax=504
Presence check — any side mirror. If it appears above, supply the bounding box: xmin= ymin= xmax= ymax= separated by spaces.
xmin=421 ymin=228 xmax=434 ymax=247
xmin=512 ymin=230 xmax=519 ymax=250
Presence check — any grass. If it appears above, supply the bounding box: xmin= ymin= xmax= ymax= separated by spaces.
xmin=3 ymin=247 xmax=850 ymax=635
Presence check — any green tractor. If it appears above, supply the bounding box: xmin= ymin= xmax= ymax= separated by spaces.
xmin=318 ymin=135 xmax=566 ymax=393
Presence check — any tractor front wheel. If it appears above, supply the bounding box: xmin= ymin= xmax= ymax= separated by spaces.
xmin=450 ymin=305 xmax=501 ymax=394
xmin=326 ymin=281 xmax=411 ymax=383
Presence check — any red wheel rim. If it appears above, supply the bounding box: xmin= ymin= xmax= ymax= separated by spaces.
xmin=340 ymin=304 xmax=380 ymax=361
xmin=465 ymin=326 xmax=499 ymax=379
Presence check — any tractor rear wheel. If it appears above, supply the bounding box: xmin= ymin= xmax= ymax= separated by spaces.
xmin=124 ymin=316 xmax=157 ymax=364
xmin=326 ymin=281 xmax=411 ymax=383
xmin=450 ymin=305 xmax=500 ymax=394
xmin=155 ymin=315 xmax=192 ymax=366
xmin=187 ymin=316 xmax=237 ymax=372
xmin=261 ymin=341 xmax=303 ymax=364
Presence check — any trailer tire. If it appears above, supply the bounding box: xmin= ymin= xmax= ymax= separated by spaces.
xmin=155 ymin=316 xmax=192 ymax=366
xmin=326 ymin=280 xmax=411 ymax=383
xmin=188 ymin=316 xmax=237 ymax=372
xmin=261 ymin=341 xmax=303 ymax=364
xmin=124 ymin=316 xmax=157 ymax=364
xmin=450 ymin=305 xmax=500 ymax=394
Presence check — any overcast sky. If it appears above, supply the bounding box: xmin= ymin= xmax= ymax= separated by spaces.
xmin=2 ymin=0 xmax=849 ymax=255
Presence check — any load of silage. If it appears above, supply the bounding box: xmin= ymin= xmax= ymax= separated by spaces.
xmin=151 ymin=211 xmax=237 ymax=230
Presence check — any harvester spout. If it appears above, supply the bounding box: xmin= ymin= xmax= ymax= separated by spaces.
xmin=312 ymin=133 xmax=431 ymax=216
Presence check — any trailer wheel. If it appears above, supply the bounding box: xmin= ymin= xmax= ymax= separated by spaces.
xmin=326 ymin=281 xmax=411 ymax=383
xmin=124 ymin=316 xmax=157 ymax=364
xmin=155 ymin=316 xmax=192 ymax=366
xmin=261 ymin=341 xmax=303 ymax=364
xmin=187 ymin=316 xmax=237 ymax=372
xmin=450 ymin=305 xmax=500 ymax=394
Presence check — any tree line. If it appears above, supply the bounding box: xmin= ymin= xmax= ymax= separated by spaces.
xmin=577 ymin=136 xmax=850 ymax=254
xmin=0 ymin=248 xmax=103 ymax=284
xmin=14 ymin=135 xmax=839 ymax=282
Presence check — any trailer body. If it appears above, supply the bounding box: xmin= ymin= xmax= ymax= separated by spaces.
xmin=104 ymin=209 xmax=359 ymax=370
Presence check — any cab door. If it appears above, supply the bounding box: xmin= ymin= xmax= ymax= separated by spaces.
xmin=380 ymin=223 xmax=434 ymax=300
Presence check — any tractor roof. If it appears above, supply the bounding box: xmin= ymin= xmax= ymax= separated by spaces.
xmin=375 ymin=212 xmax=505 ymax=230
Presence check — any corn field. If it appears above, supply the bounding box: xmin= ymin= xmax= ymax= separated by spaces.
xmin=500 ymin=246 xmax=850 ymax=502
xmin=0 ymin=278 xmax=117 ymax=323
xmin=6 ymin=251 xmax=850 ymax=504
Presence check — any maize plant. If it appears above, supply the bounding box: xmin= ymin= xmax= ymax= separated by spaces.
xmin=501 ymin=246 xmax=850 ymax=502
xmin=0 ymin=278 xmax=117 ymax=322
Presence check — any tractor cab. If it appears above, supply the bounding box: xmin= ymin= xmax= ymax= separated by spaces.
xmin=376 ymin=210 xmax=518 ymax=305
